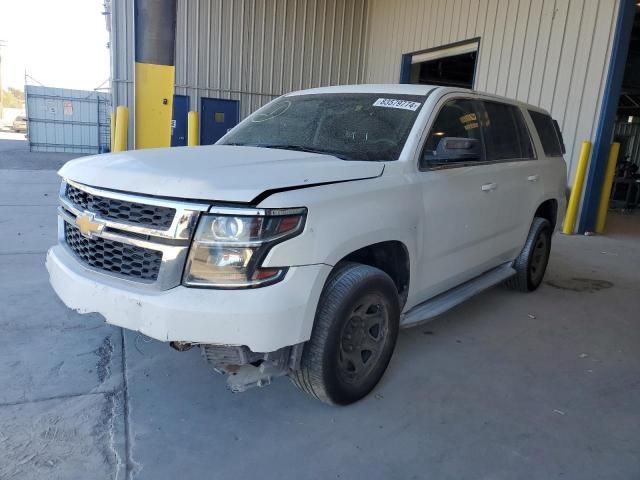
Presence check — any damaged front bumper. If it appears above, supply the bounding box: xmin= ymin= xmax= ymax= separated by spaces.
xmin=46 ymin=244 xmax=331 ymax=353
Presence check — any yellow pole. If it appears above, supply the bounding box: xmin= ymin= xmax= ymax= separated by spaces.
xmin=563 ymin=140 xmax=592 ymax=234
xmin=595 ymin=142 xmax=620 ymax=234
xmin=113 ymin=106 xmax=129 ymax=152
xmin=188 ymin=111 xmax=199 ymax=146
xmin=110 ymin=111 xmax=116 ymax=152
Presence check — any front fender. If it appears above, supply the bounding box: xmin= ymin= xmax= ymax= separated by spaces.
xmin=258 ymin=175 xmax=421 ymax=273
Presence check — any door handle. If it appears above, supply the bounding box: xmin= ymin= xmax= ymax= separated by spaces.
xmin=527 ymin=174 xmax=540 ymax=183
xmin=481 ymin=182 xmax=497 ymax=192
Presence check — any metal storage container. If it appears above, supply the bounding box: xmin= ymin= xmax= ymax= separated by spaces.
xmin=25 ymin=85 xmax=111 ymax=154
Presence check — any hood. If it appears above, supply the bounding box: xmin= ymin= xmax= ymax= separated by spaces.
xmin=58 ymin=145 xmax=384 ymax=203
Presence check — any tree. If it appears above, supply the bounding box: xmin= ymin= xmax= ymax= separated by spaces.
xmin=2 ymin=87 xmax=24 ymax=108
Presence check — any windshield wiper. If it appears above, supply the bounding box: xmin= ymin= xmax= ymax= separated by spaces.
xmin=252 ymin=144 xmax=352 ymax=160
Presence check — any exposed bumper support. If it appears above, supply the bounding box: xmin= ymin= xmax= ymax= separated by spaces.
xmin=201 ymin=343 xmax=304 ymax=392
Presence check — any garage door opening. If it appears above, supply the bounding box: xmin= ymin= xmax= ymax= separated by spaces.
xmin=608 ymin=7 xmax=640 ymax=234
xmin=400 ymin=38 xmax=479 ymax=88
xmin=580 ymin=3 xmax=640 ymax=236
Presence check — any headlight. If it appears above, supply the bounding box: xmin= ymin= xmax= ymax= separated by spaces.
xmin=183 ymin=207 xmax=307 ymax=288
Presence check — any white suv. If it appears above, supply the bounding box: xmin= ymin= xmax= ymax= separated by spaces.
xmin=47 ymin=85 xmax=567 ymax=405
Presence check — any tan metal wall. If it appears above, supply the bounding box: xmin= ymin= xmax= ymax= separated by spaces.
xmin=364 ymin=0 xmax=621 ymax=181
xmin=109 ymin=0 xmax=135 ymax=146
xmin=110 ymin=0 xmax=369 ymax=138
xmin=177 ymin=0 xmax=368 ymax=118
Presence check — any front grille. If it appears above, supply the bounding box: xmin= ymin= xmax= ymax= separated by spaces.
xmin=64 ymin=222 xmax=162 ymax=281
xmin=65 ymin=183 xmax=175 ymax=229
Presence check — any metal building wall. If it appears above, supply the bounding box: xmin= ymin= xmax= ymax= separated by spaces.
xmin=364 ymin=0 xmax=621 ymax=182
xmin=110 ymin=0 xmax=369 ymax=146
xmin=109 ymin=0 xmax=135 ymax=147
xmin=177 ymin=0 xmax=368 ymax=118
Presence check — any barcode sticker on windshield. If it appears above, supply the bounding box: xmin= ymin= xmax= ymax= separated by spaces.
xmin=373 ymin=98 xmax=422 ymax=111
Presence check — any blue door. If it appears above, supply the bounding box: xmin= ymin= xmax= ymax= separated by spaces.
xmin=200 ymin=97 xmax=240 ymax=145
xmin=171 ymin=94 xmax=190 ymax=147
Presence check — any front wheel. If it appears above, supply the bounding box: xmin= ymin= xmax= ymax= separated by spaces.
xmin=505 ymin=217 xmax=552 ymax=292
xmin=290 ymin=263 xmax=400 ymax=405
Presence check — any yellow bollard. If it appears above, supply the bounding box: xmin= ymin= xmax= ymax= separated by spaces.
xmin=110 ymin=111 xmax=116 ymax=152
xmin=188 ymin=111 xmax=199 ymax=146
xmin=114 ymin=106 xmax=129 ymax=152
xmin=595 ymin=142 xmax=620 ymax=234
xmin=563 ymin=140 xmax=592 ymax=234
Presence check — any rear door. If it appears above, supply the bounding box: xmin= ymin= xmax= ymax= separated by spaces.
xmin=474 ymin=100 xmax=540 ymax=260
xmin=413 ymin=98 xmax=512 ymax=300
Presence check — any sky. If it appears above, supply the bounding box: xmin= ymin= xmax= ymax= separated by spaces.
xmin=0 ymin=0 xmax=110 ymax=91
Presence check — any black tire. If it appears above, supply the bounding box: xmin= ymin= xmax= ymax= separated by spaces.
xmin=290 ymin=262 xmax=400 ymax=405
xmin=505 ymin=217 xmax=552 ymax=292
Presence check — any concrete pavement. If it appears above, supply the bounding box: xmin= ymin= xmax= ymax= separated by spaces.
xmin=0 ymin=144 xmax=639 ymax=479
xmin=0 ymin=131 xmax=82 ymax=170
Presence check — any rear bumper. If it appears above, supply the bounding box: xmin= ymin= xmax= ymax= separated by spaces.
xmin=46 ymin=245 xmax=331 ymax=352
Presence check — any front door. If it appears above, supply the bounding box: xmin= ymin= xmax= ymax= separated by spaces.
xmin=200 ymin=97 xmax=240 ymax=145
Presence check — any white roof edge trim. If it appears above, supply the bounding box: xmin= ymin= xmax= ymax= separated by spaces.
xmin=411 ymin=41 xmax=479 ymax=64
xmin=285 ymin=84 xmax=439 ymax=97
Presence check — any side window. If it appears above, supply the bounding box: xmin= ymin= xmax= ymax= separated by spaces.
xmin=480 ymin=101 xmax=535 ymax=161
xmin=529 ymin=110 xmax=564 ymax=157
xmin=421 ymin=99 xmax=483 ymax=168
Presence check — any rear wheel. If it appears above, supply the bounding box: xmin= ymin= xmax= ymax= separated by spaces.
xmin=505 ymin=217 xmax=552 ymax=292
xmin=290 ymin=263 xmax=400 ymax=405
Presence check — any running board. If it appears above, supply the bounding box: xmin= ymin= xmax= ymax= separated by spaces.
xmin=400 ymin=263 xmax=516 ymax=329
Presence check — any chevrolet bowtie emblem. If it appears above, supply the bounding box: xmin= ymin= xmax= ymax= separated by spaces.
xmin=75 ymin=212 xmax=105 ymax=237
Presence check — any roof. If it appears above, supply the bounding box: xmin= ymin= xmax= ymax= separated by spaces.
xmin=286 ymin=83 xmax=439 ymax=97
xmin=285 ymin=83 xmax=551 ymax=116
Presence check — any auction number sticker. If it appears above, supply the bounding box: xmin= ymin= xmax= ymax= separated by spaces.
xmin=373 ymin=98 xmax=422 ymax=111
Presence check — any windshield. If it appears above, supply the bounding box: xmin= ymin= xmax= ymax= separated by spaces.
xmin=218 ymin=93 xmax=425 ymax=161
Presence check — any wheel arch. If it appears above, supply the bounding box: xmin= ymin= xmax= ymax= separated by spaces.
xmin=534 ymin=198 xmax=559 ymax=230
xmin=333 ymin=240 xmax=411 ymax=309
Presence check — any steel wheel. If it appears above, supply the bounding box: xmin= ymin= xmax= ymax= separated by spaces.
xmin=337 ymin=294 xmax=390 ymax=385
xmin=290 ymin=262 xmax=400 ymax=405
xmin=529 ymin=230 xmax=549 ymax=286
xmin=505 ymin=217 xmax=552 ymax=292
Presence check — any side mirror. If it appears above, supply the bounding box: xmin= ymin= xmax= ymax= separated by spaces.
xmin=423 ymin=137 xmax=481 ymax=164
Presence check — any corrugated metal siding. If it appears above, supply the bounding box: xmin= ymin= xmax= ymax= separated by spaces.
xmin=614 ymin=121 xmax=640 ymax=167
xmin=364 ymin=0 xmax=620 ymax=182
xmin=110 ymin=0 xmax=368 ymax=146
xmin=175 ymin=0 xmax=368 ymax=119
xmin=25 ymin=86 xmax=111 ymax=154
xmin=109 ymin=0 xmax=135 ymax=146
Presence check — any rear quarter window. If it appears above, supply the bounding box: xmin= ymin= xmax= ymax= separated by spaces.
xmin=528 ymin=110 xmax=564 ymax=157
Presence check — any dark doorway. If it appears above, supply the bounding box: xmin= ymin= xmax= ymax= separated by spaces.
xmin=171 ymin=94 xmax=189 ymax=147
xmin=410 ymin=51 xmax=477 ymax=88
xmin=608 ymin=6 xmax=640 ymax=217
xmin=579 ymin=1 xmax=639 ymax=233
xmin=400 ymin=38 xmax=479 ymax=88
xmin=200 ymin=97 xmax=240 ymax=145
